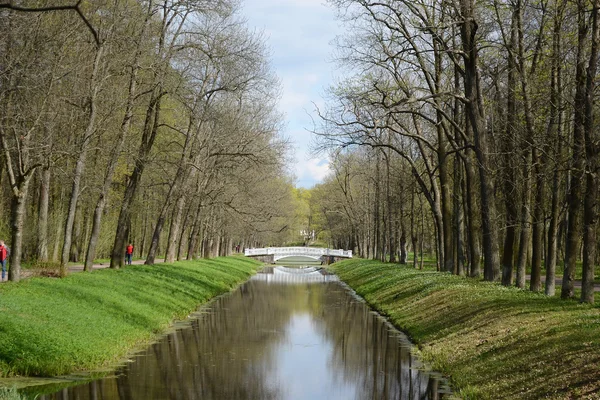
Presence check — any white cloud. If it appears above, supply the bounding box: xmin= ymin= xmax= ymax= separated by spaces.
xmin=305 ymin=158 xmax=331 ymax=181
xmin=280 ymin=90 xmax=310 ymax=110
xmin=295 ymin=156 xmax=330 ymax=188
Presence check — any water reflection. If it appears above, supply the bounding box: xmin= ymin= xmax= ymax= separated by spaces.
xmin=34 ymin=266 xmax=449 ymax=400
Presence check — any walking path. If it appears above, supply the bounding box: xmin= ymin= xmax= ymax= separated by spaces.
xmin=3 ymin=258 xmax=165 ymax=282
xmin=67 ymin=258 xmax=159 ymax=273
xmin=526 ymin=274 xmax=600 ymax=292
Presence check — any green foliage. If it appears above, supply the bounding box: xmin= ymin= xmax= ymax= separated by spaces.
xmin=331 ymin=259 xmax=600 ymax=399
xmin=283 ymin=241 xmax=306 ymax=247
xmin=283 ymin=241 xmax=329 ymax=248
xmin=0 ymin=257 xmax=261 ymax=377
xmin=0 ymin=387 xmax=23 ymax=400
xmin=307 ymin=240 xmax=329 ymax=248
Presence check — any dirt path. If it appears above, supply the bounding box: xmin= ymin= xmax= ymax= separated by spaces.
xmin=526 ymin=274 xmax=600 ymax=292
xmin=66 ymin=258 xmax=158 ymax=273
xmin=3 ymin=258 xmax=166 ymax=282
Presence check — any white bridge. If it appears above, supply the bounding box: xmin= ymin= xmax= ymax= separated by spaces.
xmin=244 ymin=247 xmax=352 ymax=261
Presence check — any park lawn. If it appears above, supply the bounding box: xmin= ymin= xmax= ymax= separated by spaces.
xmin=330 ymin=259 xmax=600 ymax=400
xmin=0 ymin=256 xmax=261 ymax=377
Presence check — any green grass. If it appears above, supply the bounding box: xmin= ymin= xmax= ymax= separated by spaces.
xmin=0 ymin=387 xmax=23 ymax=400
xmin=330 ymin=259 xmax=600 ymax=400
xmin=0 ymin=256 xmax=261 ymax=377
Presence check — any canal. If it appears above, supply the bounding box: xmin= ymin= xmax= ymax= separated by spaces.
xmin=33 ymin=266 xmax=450 ymax=399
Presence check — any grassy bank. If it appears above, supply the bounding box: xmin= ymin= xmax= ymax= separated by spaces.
xmin=0 ymin=256 xmax=261 ymax=377
xmin=330 ymin=259 xmax=600 ymax=399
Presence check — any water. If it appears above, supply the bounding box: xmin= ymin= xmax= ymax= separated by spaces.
xmin=32 ymin=266 xmax=450 ymax=399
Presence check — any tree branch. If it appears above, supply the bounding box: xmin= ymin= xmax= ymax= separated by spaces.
xmin=0 ymin=1 xmax=100 ymax=46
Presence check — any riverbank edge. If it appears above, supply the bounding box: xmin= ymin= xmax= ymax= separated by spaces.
xmin=330 ymin=259 xmax=600 ymax=399
xmin=0 ymin=256 xmax=262 ymax=382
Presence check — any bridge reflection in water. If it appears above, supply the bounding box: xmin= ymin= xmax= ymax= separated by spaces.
xmin=33 ymin=265 xmax=450 ymax=400
xmin=252 ymin=266 xmax=339 ymax=284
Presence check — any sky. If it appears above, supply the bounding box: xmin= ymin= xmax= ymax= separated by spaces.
xmin=240 ymin=0 xmax=344 ymax=188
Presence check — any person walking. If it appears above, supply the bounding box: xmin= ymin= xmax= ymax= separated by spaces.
xmin=0 ymin=240 xmax=8 ymax=281
xmin=125 ymin=243 xmax=134 ymax=265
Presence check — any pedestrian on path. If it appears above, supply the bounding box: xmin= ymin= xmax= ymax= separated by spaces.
xmin=0 ymin=240 xmax=8 ymax=281
xmin=125 ymin=243 xmax=134 ymax=265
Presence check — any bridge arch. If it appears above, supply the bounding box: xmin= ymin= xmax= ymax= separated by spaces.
xmin=244 ymin=247 xmax=352 ymax=263
xmin=274 ymin=254 xmax=322 ymax=262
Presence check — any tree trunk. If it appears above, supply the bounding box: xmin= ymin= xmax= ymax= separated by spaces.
xmin=70 ymin=204 xmax=82 ymax=263
xmin=546 ymin=168 xmax=561 ymax=296
xmin=501 ymin=8 xmax=518 ymax=286
xmin=411 ymin=188 xmax=419 ymax=269
xmin=460 ymin=0 xmax=500 ymax=281
xmin=52 ymin=204 xmax=63 ymax=262
xmin=176 ymin=201 xmax=193 ymax=261
xmin=177 ymin=219 xmax=189 ymax=261
xmin=385 ymin=147 xmax=395 ymax=263
xmin=501 ymin=206 xmax=516 ymax=285
xmin=8 ymin=180 xmax=30 ymax=282
xmin=435 ymin=41 xmax=453 ymax=274
xmin=581 ymin=0 xmax=600 ymax=303
xmin=85 ymin=193 xmax=107 ymax=271
xmin=36 ymin=166 xmax=50 ymax=262
xmin=464 ymin=146 xmax=481 ymax=277
xmin=146 ymin=212 xmax=167 ymax=264
xmin=562 ymin=0 xmax=589 ymax=299
xmin=582 ymin=171 xmax=597 ymax=302
xmin=373 ymin=154 xmax=381 ymax=261
xmin=399 ymin=227 xmax=408 ymax=264
xmin=420 ymin=195 xmax=425 ymax=269
xmin=439 ymin=137 xmax=453 ymax=273
xmin=545 ymin=2 xmax=565 ymax=296
xmin=187 ymin=201 xmax=204 ymax=260
xmin=530 ymin=153 xmax=545 ymax=292
xmin=453 ymin=159 xmax=465 ymax=276
xmin=516 ymin=150 xmax=532 ymax=289
xmin=165 ymin=195 xmax=185 ymax=262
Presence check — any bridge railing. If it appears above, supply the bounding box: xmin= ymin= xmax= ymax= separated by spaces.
xmin=244 ymin=247 xmax=352 ymax=258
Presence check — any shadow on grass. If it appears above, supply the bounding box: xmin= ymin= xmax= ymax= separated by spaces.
xmin=332 ymin=258 xmax=600 ymax=399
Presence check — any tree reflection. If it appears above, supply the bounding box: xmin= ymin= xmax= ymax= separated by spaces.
xmin=37 ymin=271 xmax=447 ymax=400
xmin=312 ymin=285 xmax=444 ymax=399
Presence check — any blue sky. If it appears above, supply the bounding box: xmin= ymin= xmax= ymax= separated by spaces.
xmin=241 ymin=0 xmax=343 ymax=188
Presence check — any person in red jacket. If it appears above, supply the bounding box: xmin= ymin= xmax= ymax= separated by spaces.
xmin=0 ymin=240 xmax=7 ymax=281
xmin=125 ymin=243 xmax=134 ymax=265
